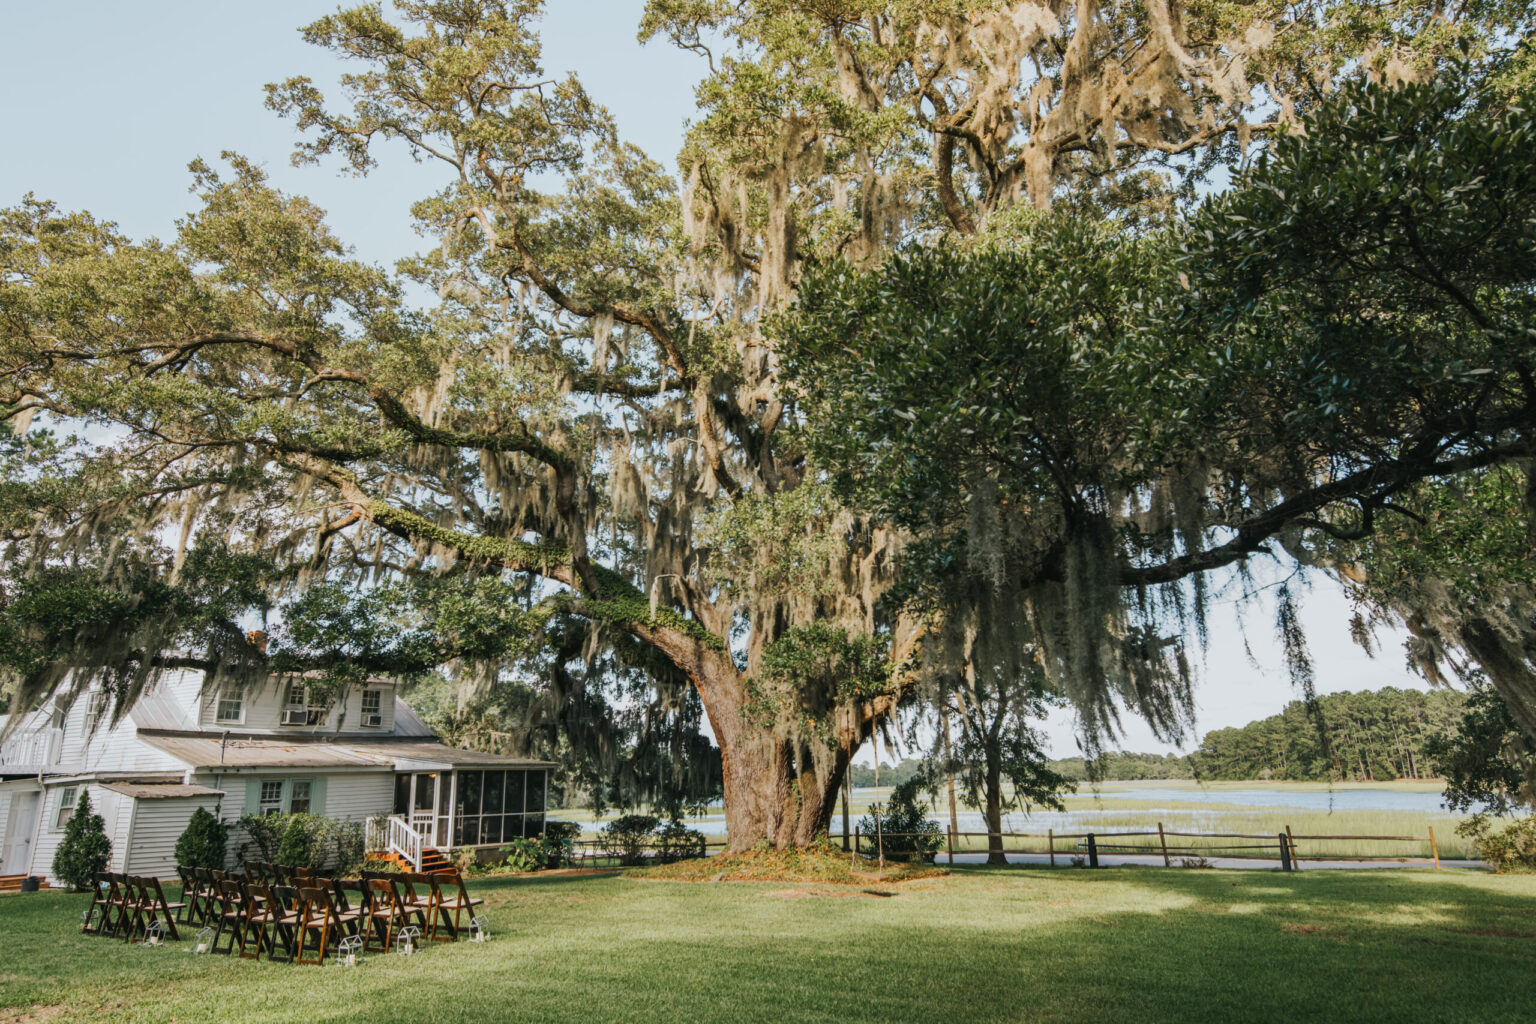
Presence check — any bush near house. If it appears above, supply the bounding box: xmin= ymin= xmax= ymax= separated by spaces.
xmin=598 ymin=815 xmax=707 ymax=866
xmin=173 ymin=806 xmax=227 ymax=870
xmin=237 ymin=812 xmax=365 ymax=876
xmin=51 ymin=790 xmax=111 ymax=891
xmin=857 ymin=779 xmax=943 ymax=863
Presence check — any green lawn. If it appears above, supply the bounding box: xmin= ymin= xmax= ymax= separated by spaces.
xmin=2 ymin=867 xmax=1532 ymax=1023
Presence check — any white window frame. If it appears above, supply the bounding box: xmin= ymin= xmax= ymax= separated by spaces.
xmin=215 ymin=691 xmax=244 ymax=724
xmin=85 ymin=690 xmax=108 ymax=732
xmin=258 ymin=780 xmax=283 ymax=816
xmin=55 ymin=786 xmax=78 ymax=830
xmin=360 ymin=689 xmax=382 ymax=726
xmin=289 ymin=780 xmax=313 ymax=814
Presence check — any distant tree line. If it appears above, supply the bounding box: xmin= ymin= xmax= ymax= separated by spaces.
xmin=1188 ymin=688 xmax=1467 ymax=782
xmin=1047 ymin=752 xmax=1195 ymax=782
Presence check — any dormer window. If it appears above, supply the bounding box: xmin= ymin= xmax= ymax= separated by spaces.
xmin=281 ymin=681 xmax=324 ymax=726
xmin=360 ymin=689 xmax=383 ymax=727
xmin=215 ymin=691 xmax=243 ymax=724
xmin=85 ymin=690 xmax=108 ymax=732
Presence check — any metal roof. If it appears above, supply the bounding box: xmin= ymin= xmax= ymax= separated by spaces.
xmin=139 ymin=735 xmax=384 ymax=769
xmin=138 ymin=733 xmax=554 ymax=771
xmin=98 ymin=782 xmax=225 ymax=800
xmin=390 ymin=697 xmax=436 ymax=737
xmin=344 ymin=740 xmax=556 ymax=769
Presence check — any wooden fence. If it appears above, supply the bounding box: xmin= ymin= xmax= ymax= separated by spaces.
xmin=848 ymin=823 xmax=1443 ymax=871
xmin=566 ymin=823 xmax=1443 ymax=871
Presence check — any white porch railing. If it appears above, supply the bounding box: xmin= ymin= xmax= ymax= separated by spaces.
xmin=371 ymin=814 xmax=424 ymax=871
xmin=0 ymin=727 xmax=62 ymax=770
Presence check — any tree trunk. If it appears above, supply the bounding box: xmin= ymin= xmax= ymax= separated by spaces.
xmin=984 ymin=760 xmax=1006 ymax=866
xmin=688 ymin=651 xmax=854 ymax=851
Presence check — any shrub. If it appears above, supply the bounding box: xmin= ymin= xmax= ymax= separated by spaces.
xmin=500 ymin=837 xmax=548 ymax=872
xmin=655 ymin=818 xmax=707 ymax=863
xmin=541 ymin=821 xmax=580 ymax=868
xmin=600 ymin=814 xmax=661 ymax=866
xmin=856 ymin=779 xmax=942 ymax=862
xmin=52 ymin=790 xmax=111 ymax=891
xmin=174 ymin=806 xmax=228 ymax=870
xmin=312 ymin=817 xmax=365 ymax=876
xmin=1458 ymin=814 xmax=1536 ymax=872
xmin=239 ymin=811 xmax=363 ymax=873
xmin=276 ymin=815 xmax=315 ymax=867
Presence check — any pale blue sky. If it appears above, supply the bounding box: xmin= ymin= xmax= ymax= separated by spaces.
xmin=0 ymin=0 xmax=1440 ymax=757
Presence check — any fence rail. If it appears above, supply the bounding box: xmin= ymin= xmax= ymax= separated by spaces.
xmin=847 ymin=822 xmax=1443 ymax=871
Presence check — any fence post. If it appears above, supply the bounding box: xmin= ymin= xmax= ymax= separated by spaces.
xmin=1428 ymin=826 xmax=1440 ymax=870
xmin=1048 ymin=828 xmax=1055 ymax=867
xmin=1157 ymin=822 xmax=1170 ymax=868
xmin=1087 ymin=833 xmax=1098 ymax=869
xmin=852 ymin=826 xmax=858 ymax=869
xmin=1286 ymin=825 xmax=1299 ymax=871
xmin=1279 ymin=833 xmax=1292 ymax=872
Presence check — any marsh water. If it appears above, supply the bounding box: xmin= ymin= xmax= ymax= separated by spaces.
xmin=560 ymin=781 xmax=1467 ymax=836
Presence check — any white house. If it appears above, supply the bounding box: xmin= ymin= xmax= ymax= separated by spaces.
xmin=0 ymin=669 xmax=553 ymax=883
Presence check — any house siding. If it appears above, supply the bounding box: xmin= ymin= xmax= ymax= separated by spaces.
xmin=122 ymin=795 xmax=222 ymax=879
xmin=197 ymin=679 xmax=397 ymax=735
xmin=30 ymin=782 xmax=133 ymax=884
xmin=194 ymin=769 xmax=394 ymax=867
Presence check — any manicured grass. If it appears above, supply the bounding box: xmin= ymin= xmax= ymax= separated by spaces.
xmin=2 ymin=866 xmax=1531 ymax=1023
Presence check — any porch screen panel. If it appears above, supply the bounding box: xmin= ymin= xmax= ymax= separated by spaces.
xmin=503 ymin=770 xmax=525 ymax=838
xmin=525 ymin=770 xmax=546 ymax=836
xmin=480 ymin=770 xmax=505 ymax=845
xmin=455 ymin=771 xmax=482 ymax=847
xmin=394 ymin=774 xmax=410 ymax=815
xmin=437 ymin=773 xmax=451 ymax=845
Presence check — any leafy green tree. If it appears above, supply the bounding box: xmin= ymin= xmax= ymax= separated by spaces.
xmin=51 ymin=790 xmax=111 ymax=891
xmin=1426 ymin=689 xmax=1536 ymax=813
xmin=2 ymin=2 xmax=1525 ymax=851
xmin=173 ymin=806 xmax=228 ymax=870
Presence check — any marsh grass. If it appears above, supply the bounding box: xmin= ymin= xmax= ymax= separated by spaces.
xmin=1 ymin=868 xmax=1531 ymax=1023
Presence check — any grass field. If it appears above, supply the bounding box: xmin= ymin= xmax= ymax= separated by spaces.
xmin=2 ymin=866 xmax=1532 ymax=1023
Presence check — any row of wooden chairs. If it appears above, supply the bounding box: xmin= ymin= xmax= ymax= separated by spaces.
xmin=81 ymin=873 xmax=186 ymax=942
xmin=117 ymin=866 xmax=487 ymax=963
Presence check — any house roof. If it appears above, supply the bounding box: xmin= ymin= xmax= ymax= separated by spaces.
xmin=98 ymin=782 xmax=226 ymax=800
xmin=138 ymin=733 xmax=554 ymax=771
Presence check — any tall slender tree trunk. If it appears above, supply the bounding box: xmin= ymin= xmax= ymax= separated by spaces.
xmin=984 ymin=759 xmax=1006 ymax=866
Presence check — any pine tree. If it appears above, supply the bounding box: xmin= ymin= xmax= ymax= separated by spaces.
xmin=173 ymin=806 xmax=227 ymax=870
xmin=51 ymin=790 xmax=111 ymax=891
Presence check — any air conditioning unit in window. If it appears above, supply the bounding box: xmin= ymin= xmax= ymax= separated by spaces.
xmin=361 ymin=712 xmax=383 ymax=727
xmin=281 ymin=708 xmax=309 ymax=726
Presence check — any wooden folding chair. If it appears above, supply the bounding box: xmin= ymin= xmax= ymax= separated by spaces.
xmin=266 ymin=885 xmax=303 ymax=962
xmin=175 ymin=867 xmax=199 ymax=926
xmin=235 ymin=883 xmax=274 ymax=959
xmin=98 ymin=872 xmax=131 ymax=938
xmin=335 ymin=879 xmax=371 ymax=938
xmin=433 ymin=870 xmax=485 ymax=941
xmin=295 ymin=887 xmax=339 ymax=965
xmin=364 ymin=877 xmax=407 ymax=953
xmin=144 ymin=876 xmax=185 ymax=940
xmin=192 ymin=868 xmax=219 ymax=925
xmin=398 ymin=872 xmax=436 ymax=936
xmin=210 ymin=880 xmax=245 ymax=955
xmin=81 ymin=873 xmax=113 ymax=934
xmin=117 ymin=876 xmax=152 ymax=943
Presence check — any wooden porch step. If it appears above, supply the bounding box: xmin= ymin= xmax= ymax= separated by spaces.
xmin=0 ymin=874 xmax=50 ymax=893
